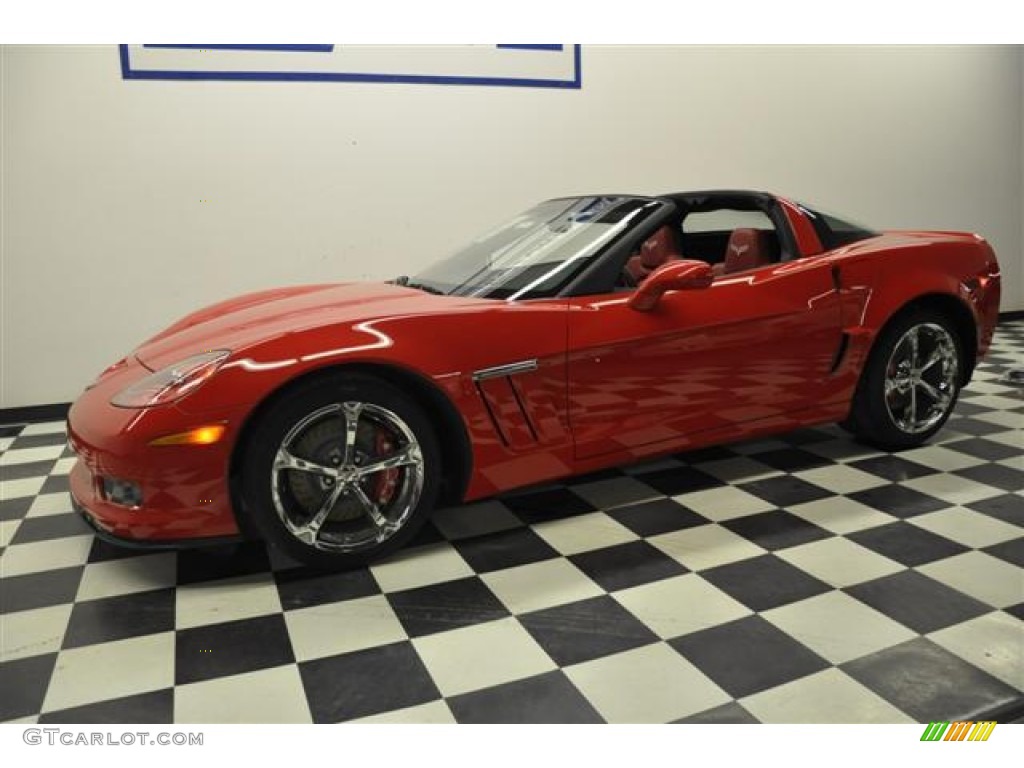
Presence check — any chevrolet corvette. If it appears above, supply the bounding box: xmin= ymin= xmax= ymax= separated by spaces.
xmin=67 ymin=190 xmax=1002 ymax=567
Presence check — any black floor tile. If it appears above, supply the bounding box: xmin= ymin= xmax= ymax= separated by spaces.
xmin=274 ymin=566 xmax=380 ymax=611
xmin=700 ymin=554 xmax=831 ymax=612
xmin=0 ymin=460 xmax=59 ymax=481
xmin=847 ymin=522 xmax=968 ymax=567
xmin=842 ymin=637 xmax=1020 ymax=722
xmin=966 ymin=494 xmax=1024 ymax=527
xmin=0 ymin=425 xmax=25 ymax=438
xmin=677 ymin=701 xmax=760 ymax=724
xmin=722 ymin=510 xmax=832 ymax=551
xmin=747 ymin=448 xmax=833 ymax=473
xmin=39 ymin=475 xmax=69 ymax=495
xmin=176 ymin=543 xmax=272 ymax=585
xmin=606 ymin=497 xmax=708 ymax=537
xmin=845 ymin=571 xmax=990 ymax=633
xmin=954 ymin=463 xmax=1024 ymax=492
xmin=1004 ymin=603 xmax=1024 ymax=622
xmin=175 ymin=614 xmax=295 ymax=685
xmin=738 ymin=476 xmax=832 ymax=508
xmin=0 ymin=653 xmax=58 ymax=721
xmin=0 ymin=566 xmax=84 ymax=614
xmin=299 ymin=641 xmax=440 ymax=722
xmin=502 ymin=488 xmax=596 ymax=523
xmin=39 ymin=688 xmax=174 ymax=724
xmin=0 ymin=496 xmax=32 ymax=521
xmin=674 ymin=446 xmax=739 ymax=464
xmin=10 ymin=512 xmax=91 ymax=545
xmin=670 ymin=615 xmax=829 ymax=698
xmin=7 ymin=433 xmax=69 ymax=450
xmin=849 ymin=455 xmax=939 ymax=482
xmin=569 ymin=540 xmax=688 ymax=592
xmin=518 ymin=595 xmax=658 ymax=666
xmin=982 ymin=537 xmax=1024 ymax=568
xmin=944 ymin=416 xmax=1007 ymax=436
xmin=62 ymin=589 xmax=177 ymax=649
xmin=452 ymin=528 xmax=559 ymax=573
xmin=633 ymin=466 xmax=722 ymax=496
xmin=943 ymin=437 xmax=1021 ymax=462
xmin=405 ymin=521 xmax=445 ymax=549
xmin=387 ymin=576 xmax=509 ymax=637
xmin=448 ymin=670 xmax=603 ymax=723
xmin=847 ymin=485 xmax=947 ymax=518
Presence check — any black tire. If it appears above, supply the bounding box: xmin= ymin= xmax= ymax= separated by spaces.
xmin=239 ymin=372 xmax=441 ymax=569
xmin=843 ymin=308 xmax=964 ymax=450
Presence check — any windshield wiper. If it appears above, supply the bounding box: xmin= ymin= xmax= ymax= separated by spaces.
xmin=403 ymin=280 xmax=447 ymax=296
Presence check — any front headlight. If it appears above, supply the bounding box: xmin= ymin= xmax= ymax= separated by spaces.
xmin=110 ymin=351 xmax=230 ymax=408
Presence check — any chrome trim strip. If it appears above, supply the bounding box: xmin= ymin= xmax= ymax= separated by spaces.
xmin=472 ymin=359 xmax=539 ymax=381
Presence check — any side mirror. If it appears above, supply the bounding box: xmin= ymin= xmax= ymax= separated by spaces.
xmin=628 ymin=259 xmax=714 ymax=312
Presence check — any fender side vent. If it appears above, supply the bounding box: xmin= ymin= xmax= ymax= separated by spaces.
xmin=830 ymin=333 xmax=850 ymax=374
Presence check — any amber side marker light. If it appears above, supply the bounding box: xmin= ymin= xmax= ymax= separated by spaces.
xmin=150 ymin=424 xmax=227 ymax=446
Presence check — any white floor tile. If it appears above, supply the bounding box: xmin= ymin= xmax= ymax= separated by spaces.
xmin=776 ymin=537 xmax=904 ymax=588
xmin=284 ymin=594 xmax=407 ymax=662
xmin=0 ymin=445 xmax=65 ymax=466
xmin=741 ymin=668 xmax=914 ymax=723
xmin=928 ymin=612 xmax=1024 ymax=690
xmin=482 ymin=558 xmax=603 ymax=615
xmin=533 ymin=512 xmax=637 ymax=556
xmin=370 ymin=542 xmax=474 ymax=593
xmin=350 ymin=699 xmax=455 ymax=724
xmin=565 ymin=642 xmax=730 ymax=723
xmin=42 ymin=632 xmax=175 ymax=713
xmin=763 ymin=592 xmax=916 ymax=664
xmin=902 ymin=474 xmax=1004 ymax=505
xmin=76 ymin=553 xmax=178 ymax=602
xmin=910 ymin=507 xmax=1022 ymax=549
xmin=413 ymin=617 xmax=556 ymax=697
xmin=175 ymin=664 xmax=312 ymax=723
xmin=650 ymin=524 xmax=766 ymax=572
xmin=26 ymin=492 xmax=74 ymax=518
xmin=787 ymin=497 xmax=897 ymax=535
xmin=0 ymin=535 xmax=93 ymax=577
xmin=792 ymin=465 xmax=889 ymax=494
xmin=917 ymin=552 xmax=1024 ymax=609
xmin=175 ymin=573 xmax=282 ymax=630
xmin=0 ymin=603 xmax=73 ymax=662
xmin=613 ymin=574 xmax=752 ymax=640
xmin=671 ymin=486 xmax=775 ymax=522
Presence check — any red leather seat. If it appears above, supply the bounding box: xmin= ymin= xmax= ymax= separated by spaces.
xmin=712 ymin=228 xmax=772 ymax=276
xmin=627 ymin=226 xmax=681 ymax=283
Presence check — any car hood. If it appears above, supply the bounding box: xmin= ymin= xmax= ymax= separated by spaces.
xmin=134 ymin=281 xmax=481 ymax=370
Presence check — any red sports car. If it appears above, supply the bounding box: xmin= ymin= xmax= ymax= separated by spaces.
xmin=67 ymin=190 xmax=1002 ymax=568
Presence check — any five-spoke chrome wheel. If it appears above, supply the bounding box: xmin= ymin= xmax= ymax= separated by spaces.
xmin=270 ymin=400 xmax=425 ymax=553
xmin=883 ymin=323 xmax=959 ymax=434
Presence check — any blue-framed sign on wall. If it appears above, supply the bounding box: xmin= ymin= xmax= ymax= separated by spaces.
xmin=120 ymin=45 xmax=582 ymax=89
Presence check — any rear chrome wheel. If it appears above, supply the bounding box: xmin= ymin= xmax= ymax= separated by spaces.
xmin=242 ymin=373 xmax=440 ymax=569
xmin=845 ymin=310 xmax=964 ymax=450
xmin=883 ymin=323 xmax=959 ymax=435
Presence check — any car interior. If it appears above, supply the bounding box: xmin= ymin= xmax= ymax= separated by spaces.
xmin=623 ymin=196 xmax=788 ymax=285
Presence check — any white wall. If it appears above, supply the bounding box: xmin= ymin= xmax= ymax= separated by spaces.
xmin=2 ymin=44 xmax=1022 ymax=409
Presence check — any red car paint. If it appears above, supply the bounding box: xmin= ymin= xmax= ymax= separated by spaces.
xmin=67 ymin=193 xmax=1002 ymax=545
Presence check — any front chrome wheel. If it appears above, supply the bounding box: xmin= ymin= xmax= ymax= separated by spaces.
xmin=270 ymin=401 xmax=425 ymax=553
xmin=883 ymin=322 xmax=959 ymax=434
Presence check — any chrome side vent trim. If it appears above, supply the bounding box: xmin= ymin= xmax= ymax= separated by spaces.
xmin=472 ymin=359 xmax=538 ymax=381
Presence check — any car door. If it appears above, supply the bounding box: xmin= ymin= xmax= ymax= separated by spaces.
xmin=567 ymin=256 xmax=843 ymax=460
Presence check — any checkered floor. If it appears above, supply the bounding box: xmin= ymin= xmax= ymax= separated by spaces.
xmin=2 ymin=323 xmax=1022 ymax=724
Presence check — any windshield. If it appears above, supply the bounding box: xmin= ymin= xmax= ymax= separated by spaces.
xmin=409 ymin=196 xmax=664 ymax=300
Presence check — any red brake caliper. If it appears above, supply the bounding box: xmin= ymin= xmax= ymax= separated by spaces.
xmin=373 ymin=429 xmax=400 ymax=505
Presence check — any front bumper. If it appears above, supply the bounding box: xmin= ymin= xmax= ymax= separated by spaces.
xmin=67 ymin=357 xmax=250 ymax=545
